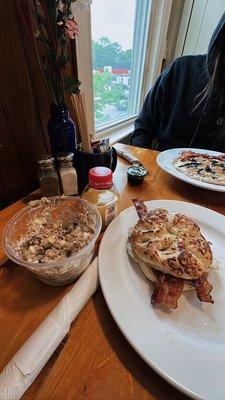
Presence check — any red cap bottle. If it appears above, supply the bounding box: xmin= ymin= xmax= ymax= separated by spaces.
xmin=88 ymin=167 xmax=113 ymax=189
xmin=82 ymin=166 xmax=119 ymax=230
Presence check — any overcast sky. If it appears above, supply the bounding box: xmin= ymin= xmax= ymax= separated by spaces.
xmin=91 ymin=0 xmax=136 ymax=50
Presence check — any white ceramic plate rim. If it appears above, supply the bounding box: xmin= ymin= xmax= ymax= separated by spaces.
xmin=99 ymin=200 xmax=225 ymax=400
xmin=156 ymin=147 xmax=225 ymax=192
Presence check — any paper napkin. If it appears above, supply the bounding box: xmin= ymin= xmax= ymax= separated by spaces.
xmin=0 ymin=257 xmax=98 ymax=400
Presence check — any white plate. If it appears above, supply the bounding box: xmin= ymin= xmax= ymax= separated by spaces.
xmin=157 ymin=147 xmax=225 ymax=192
xmin=99 ymin=200 xmax=225 ymax=400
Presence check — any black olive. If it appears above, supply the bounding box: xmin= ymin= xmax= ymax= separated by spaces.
xmin=212 ymin=160 xmax=219 ymax=165
xmin=180 ymin=162 xmax=200 ymax=168
xmin=205 ymin=166 xmax=214 ymax=173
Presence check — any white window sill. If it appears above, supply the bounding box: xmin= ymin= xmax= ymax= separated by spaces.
xmin=93 ymin=117 xmax=136 ymax=145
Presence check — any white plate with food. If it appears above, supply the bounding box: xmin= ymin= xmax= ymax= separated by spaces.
xmin=99 ymin=199 xmax=225 ymax=400
xmin=156 ymin=147 xmax=225 ymax=192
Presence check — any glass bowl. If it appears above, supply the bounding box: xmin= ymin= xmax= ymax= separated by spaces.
xmin=3 ymin=196 xmax=102 ymax=286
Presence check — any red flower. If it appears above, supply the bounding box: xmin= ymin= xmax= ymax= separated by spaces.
xmin=65 ymin=19 xmax=79 ymax=39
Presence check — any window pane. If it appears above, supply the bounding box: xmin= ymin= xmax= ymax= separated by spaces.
xmin=91 ymin=0 xmax=136 ymax=128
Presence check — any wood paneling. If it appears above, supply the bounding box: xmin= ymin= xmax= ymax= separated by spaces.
xmin=0 ymin=0 xmax=51 ymax=210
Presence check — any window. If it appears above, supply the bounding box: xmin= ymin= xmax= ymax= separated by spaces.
xmin=91 ymin=0 xmax=151 ymax=132
xmin=75 ymin=0 xmax=172 ymax=141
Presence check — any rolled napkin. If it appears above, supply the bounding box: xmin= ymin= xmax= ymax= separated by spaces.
xmin=116 ymin=148 xmax=142 ymax=165
xmin=0 ymin=257 xmax=98 ymax=400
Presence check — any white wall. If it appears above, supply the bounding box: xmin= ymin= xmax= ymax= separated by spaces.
xmin=175 ymin=0 xmax=225 ymax=56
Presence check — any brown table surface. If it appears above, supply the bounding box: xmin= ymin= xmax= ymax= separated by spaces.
xmin=1 ymin=143 xmax=225 ymax=400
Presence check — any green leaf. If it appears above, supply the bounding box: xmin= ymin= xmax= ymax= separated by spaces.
xmin=64 ymin=76 xmax=81 ymax=94
xmin=45 ymin=0 xmax=57 ymax=36
xmin=63 ymin=0 xmax=75 ymax=8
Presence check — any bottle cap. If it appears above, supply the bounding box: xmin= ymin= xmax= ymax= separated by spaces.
xmin=37 ymin=155 xmax=55 ymax=170
xmin=89 ymin=167 xmax=113 ymax=189
xmin=57 ymin=152 xmax=74 ymax=166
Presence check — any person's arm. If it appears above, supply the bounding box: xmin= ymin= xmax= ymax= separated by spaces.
xmin=130 ymin=75 xmax=163 ymax=149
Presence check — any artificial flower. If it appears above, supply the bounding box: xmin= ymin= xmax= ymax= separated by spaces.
xmin=56 ymin=0 xmax=65 ymax=12
xmin=65 ymin=19 xmax=79 ymax=39
xmin=20 ymin=0 xmax=86 ymax=104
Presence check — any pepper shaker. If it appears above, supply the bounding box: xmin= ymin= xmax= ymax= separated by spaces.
xmin=38 ymin=156 xmax=60 ymax=197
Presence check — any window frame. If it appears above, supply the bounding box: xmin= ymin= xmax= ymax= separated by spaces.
xmin=75 ymin=0 xmax=172 ymax=143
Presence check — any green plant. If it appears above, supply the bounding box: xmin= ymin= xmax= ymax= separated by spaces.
xmin=92 ymin=37 xmax=132 ymax=70
xmin=93 ymin=71 xmax=129 ymax=121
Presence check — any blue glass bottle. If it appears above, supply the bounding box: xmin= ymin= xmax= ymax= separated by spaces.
xmin=47 ymin=104 xmax=77 ymax=156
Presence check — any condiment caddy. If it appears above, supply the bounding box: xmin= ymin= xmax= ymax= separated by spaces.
xmin=37 ymin=138 xmax=115 ymax=197
xmin=37 ymin=143 xmax=120 ymax=231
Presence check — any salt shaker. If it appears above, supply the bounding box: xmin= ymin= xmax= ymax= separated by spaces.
xmin=57 ymin=153 xmax=78 ymax=195
xmin=38 ymin=156 xmax=60 ymax=197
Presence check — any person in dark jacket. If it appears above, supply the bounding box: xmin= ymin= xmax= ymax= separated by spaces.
xmin=130 ymin=13 xmax=225 ymax=152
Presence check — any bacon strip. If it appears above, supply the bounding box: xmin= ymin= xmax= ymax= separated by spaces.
xmin=151 ymin=273 xmax=184 ymax=309
xmin=132 ymin=197 xmax=148 ymax=221
xmin=194 ymin=273 xmax=214 ymax=304
xmin=180 ymin=150 xmax=225 ymax=162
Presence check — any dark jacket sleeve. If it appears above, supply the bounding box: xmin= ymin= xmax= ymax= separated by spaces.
xmin=130 ymin=74 xmax=164 ymax=149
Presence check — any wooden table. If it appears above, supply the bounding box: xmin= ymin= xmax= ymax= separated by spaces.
xmin=1 ymin=143 xmax=225 ymax=400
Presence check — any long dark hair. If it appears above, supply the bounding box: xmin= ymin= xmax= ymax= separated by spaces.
xmin=194 ymin=35 xmax=225 ymax=112
xmin=189 ymin=36 xmax=225 ymax=148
